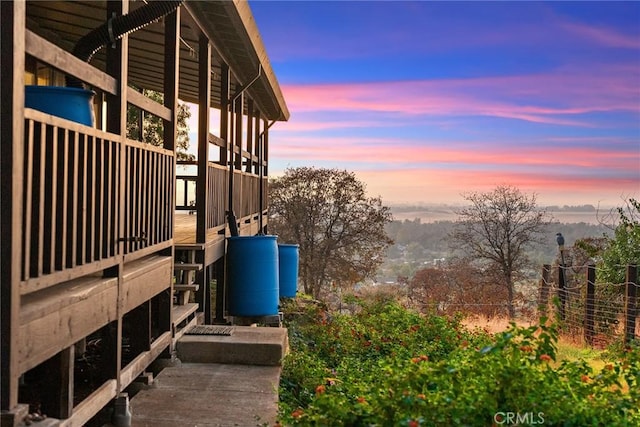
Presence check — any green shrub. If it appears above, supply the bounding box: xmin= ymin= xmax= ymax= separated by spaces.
xmin=278 ymin=300 xmax=640 ymax=426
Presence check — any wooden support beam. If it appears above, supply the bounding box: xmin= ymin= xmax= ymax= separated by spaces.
xmin=105 ymin=0 xmax=129 ymax=393
xmin=234 ymin=93 xmax=243 ymax=171
xmin=246 ymin=99 xmax=254 ymax=173
xmin=125 ymin=301 xmax=151 ymax=359
xmin=163 ymin=7 xmax=180 ymax=151
xmin=197 ymin=34 xmax=211 ymax=244
xmin=39 ymin=346 xmax=74 ymax=419
xmin=219 ymin=63 xmax=230 ymax=166
xmin=195 ymin=251 xmax=207 ymax=318
xmin=253 ymin=109 xmax=261 ymax=175
xmin=1 ymin=0 xmax=25 ymax=411
xmin=127 ymin=88 xmax=172 ymax=121
xmin=214 ymin=258 xmax=227 ymax=324
xmin=25 ymin=30 xmax=118 ymax=96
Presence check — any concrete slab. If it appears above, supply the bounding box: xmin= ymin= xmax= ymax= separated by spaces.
xmin=130 ymin=363 xmax=281 ymax=427
xmin=177 ymin=326 xmax=288 ymax=366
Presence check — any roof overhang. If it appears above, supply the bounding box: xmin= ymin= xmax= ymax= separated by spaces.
xmin=25 ymin=0 xmax=289 ymax=121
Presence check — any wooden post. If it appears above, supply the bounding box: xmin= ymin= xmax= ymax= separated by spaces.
xmin=214 ymin=258 xmax=226 ymax=324
xmin=195 ymin=251 xmax=207 ymax=320
xmin=1 ymin=0 xmax=25 ymax=411
xmin=163 ymin=8 xmax=180 ymax=152
xmin=584 ymin=264 xmax=596 ymax=346
xmin=233 ymin=93 xmax=243 ymax=219
xmin=253 ymin=109 xmax=261 ymax=175
xmin=557 ymin=262 xmax=566 ymax=321
xmin=262 ymin=118 xmax=269 ymax=234
xmin=625 ymin=264 xmax=638 ymax=345
xmin=38 ymin=346 xmax=74 ymax=419
xmin=246 ymin=99 xmax=254 ymax=173
xmin=219 ymin=63 xmax=230 ymax=168
xmin=203 ymin=264 xmax=212 ymax=324
xmin=538 ymin=264 xmax=551 ymax=315
xmin=126 ymin=301 xmax=151 ymax=358
xmin=196 ymin=34 xmax=211 ymax=244
xmin=105 ymin=0 xmax=129 ymax=391
xmin=234 ymin=93 xmax=243 ymax=171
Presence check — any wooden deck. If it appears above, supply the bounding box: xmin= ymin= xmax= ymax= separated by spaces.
xmin=174 ymin=212 xmax=225 ymax=245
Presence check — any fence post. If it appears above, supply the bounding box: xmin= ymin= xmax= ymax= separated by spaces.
xmin=538 ymin=264 xmax=551 ymax=316
xmin=625 ymin=264 xmax=638 ymax=345
xmin=584 ymin=264 xmax=595 ymax=346
xmin=557 ymin=262 xmax=566 ymax=321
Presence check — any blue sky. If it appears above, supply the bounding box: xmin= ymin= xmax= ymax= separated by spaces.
xmin=247 ymin=1 xmax=639 ymax=206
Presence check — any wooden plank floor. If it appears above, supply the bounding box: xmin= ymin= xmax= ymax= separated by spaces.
xmin=174 ymin=213 xmax=224 ymax=245
xmin=174 ymin=213 xmax=198 ymax=244
xmin=130 ymin=363 xmax=281 ymax=427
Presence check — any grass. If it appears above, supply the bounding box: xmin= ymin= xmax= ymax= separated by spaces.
xmin=555 ymin=337 xmax=607 ymax=369
xmin=462 ymin=315 xmax=609 ymax=370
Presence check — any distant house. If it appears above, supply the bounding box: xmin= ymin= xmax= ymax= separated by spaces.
xmin=1 ymin=1 xmax=289 ymax=425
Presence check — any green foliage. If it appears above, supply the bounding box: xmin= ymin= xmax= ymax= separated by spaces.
xmin=278 ymin=300 xmax=640 ymax=426
xmin=126 ymin=88 xmax=194 ymax=160
xmin=599 ymin=199 xmax=640 ymax=284
xmin=269 ymin=167 xmax=393 ymax=299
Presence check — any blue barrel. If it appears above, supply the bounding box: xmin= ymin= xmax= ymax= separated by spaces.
xmin=227 ymin=235 xmax=279 ymax=316
xmin=25 ymin=86 xmax=95 ymax=126
xmin=278 ymin=244 xmax=299 ymax=298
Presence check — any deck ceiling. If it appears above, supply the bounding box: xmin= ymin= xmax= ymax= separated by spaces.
xmin=25 ymin=0 xmax=289 ymax=121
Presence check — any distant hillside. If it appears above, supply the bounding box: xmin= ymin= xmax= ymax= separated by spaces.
xmin=379 ymin=208 xmax=614 ymax=283
xmin=389 ymin=204 xmax=613 ymax=225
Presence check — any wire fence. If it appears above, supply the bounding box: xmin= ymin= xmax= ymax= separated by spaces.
xmin=538 ymin=263 xmax=639 ymax=348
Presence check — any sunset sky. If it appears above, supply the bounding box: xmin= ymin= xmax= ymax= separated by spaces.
xmin=247 ymin=1 xmax=640 ymax=207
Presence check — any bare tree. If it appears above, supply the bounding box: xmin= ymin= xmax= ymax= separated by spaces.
xmin=449 ymin=185 xmax=551 ymax=318
xmin=269 ymin=167 xmax=393 ymax=299
xmin=409 ymin=260 xmax=508 ymax=318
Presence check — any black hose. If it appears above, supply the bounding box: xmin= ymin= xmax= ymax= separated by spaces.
xmin=67 ymin=0 xmax=183 ymax=88
xmin=227 ymin=211 xmax=239 ymax=237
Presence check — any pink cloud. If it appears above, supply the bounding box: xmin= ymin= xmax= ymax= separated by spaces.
xmin=271 ymin=135 xmax=639 ymax=172
xmin=353 ymin=168 xmax=639 ymax=206
xmin=560 ymin=20 xmax=640 ymax=49
xmin=281 ymin=66 xmax=640 ymax=126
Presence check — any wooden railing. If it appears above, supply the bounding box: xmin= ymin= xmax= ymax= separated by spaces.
xmin=21 ymin=109 xmax=120 ymax=294
xmin=123 ymin=140 xmax=174 ymax=259
xmin=175 ymin=147 xmax=265 ymax=238
xmin=239 ymin=172 xmax=261 ymax=220
xmin=207 ymin=163 xmax=228 ymax=230
xmin=20 ymin=108 xmax=175 ymax=293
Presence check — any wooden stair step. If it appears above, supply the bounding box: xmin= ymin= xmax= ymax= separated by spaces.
xmin=173 ymin=263 xmax=203 ymax=271
xmin=173 ymin=303 xmax=199 ymax=326
xmin=174 ymin=284 xmax=200 ymax=292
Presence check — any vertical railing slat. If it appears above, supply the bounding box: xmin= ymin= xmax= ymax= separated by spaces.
xmin=46 ymin=126 xmax=58 ymax=273
xmin=37 ymin=122 xmax=46 ymax=276
xmin=59 ymin=128 xmax=69 ymax=270
xmin=104 ymin=139 xmax=112 ymax=258
xmin=78 ymin=134 xmax=87 ymax=266
xmin=95 ymin=137 xmax=104 ymax=260
xmin=22 ymin=119 xmax=34 ymax=280
xmin=90 ymin=133 xmax=97 ymax=262
xmin=69 ymin=130 xmax=78 ymax=268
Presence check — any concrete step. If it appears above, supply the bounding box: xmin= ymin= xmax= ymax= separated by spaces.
xmin=129 ymin=363 xmax=280 ymax=427
xmin=176 ymin=326 xmax=288 ymax=366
